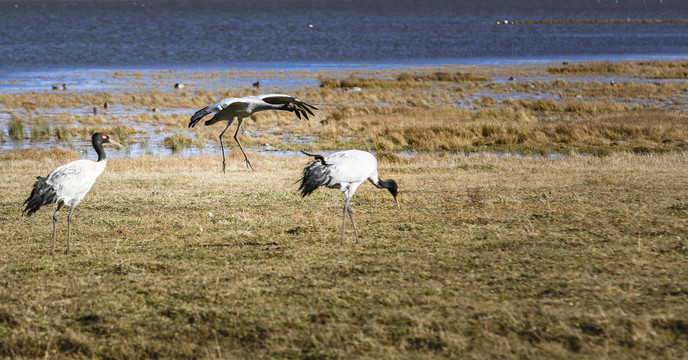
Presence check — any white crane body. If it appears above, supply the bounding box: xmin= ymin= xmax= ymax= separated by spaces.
xmin=44 ymin=159 xmax=106 ymax=207
xmin=299 ymin=150 xmax=399 ymax=243
xmin=23 ymin=133 xmax=121 ymax=256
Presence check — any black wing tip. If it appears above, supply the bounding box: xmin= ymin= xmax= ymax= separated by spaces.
xmin=302 ymin=104 xmax=316 ymax=115
xmin=23 ymin=176 xmax=57 ymax=216
xmin=298 ymin=156 xmax=330 ymax=197
xmin=303 ymin=102 xmax=318 ymax=110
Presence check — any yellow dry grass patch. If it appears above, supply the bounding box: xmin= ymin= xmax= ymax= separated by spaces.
xmin=0 ymin=151 xmax=686 ymax=358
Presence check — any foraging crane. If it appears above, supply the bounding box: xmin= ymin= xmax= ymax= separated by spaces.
xmin=23 ymin=133 xmax=122 ymax=256
xmin=299 ymin=150 xmax=400 ymax=244
xmin=188 ymin=93 xmax=317 ymax=173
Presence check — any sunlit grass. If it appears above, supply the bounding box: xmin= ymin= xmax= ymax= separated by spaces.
xmin=547 ymin=59 xmax=688 ymax=79
xmin=0 ymin=151 xmax=686 ymax=358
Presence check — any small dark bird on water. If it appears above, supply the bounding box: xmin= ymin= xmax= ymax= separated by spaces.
xmin=188 ymin=93 xmax=317 ymax=173
xmin=252 ymin=81 xmax=260 ymax=88
xmin=299 ymin=150 xmax=399 ymax=244
xmin=23 ymin=133 xmax=122 ymax=256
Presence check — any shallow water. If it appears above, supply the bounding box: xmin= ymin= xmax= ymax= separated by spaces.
xmin=2 ymin=0 xmax=688 ymax=158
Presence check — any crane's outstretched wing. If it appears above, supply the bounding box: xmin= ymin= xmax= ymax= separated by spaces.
xmin=188 ymin=97 xmax=245 ymax=128
xmin=259 ymin=94 xmax=318 ymax=120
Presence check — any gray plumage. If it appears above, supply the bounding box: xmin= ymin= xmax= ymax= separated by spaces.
xmin=188 ymin=93 xmax=317 ymax=173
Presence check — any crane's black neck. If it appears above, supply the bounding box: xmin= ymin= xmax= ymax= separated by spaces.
xmin=92 ymin=133 xmax=107 ymax=162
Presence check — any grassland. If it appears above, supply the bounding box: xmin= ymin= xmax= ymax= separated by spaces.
xmin=1 ymin=150 xmax=686 ymax=359
xmin=1 ymin=60 xmax=688 ymax=358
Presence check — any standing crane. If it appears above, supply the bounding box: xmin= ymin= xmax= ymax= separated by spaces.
xmin=298 ymin=150 xmax=400 ymax=244
xmin=23 ymin=133 xmax=122 ymax=256
xmin=188 ymin=93 xmax=317 ymax=173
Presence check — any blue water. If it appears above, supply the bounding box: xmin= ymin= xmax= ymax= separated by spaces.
xmin=1 ymin=0 xmax=687 ymax=159
xmin=1 ymin=0 xmax=687 ymax=73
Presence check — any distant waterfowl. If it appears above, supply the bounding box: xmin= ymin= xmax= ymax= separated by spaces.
xmin=23 ymin=133 xmax=122 ymax=256
xmin=174 ymin=83 xmax=185 ymax=89
xmin=103 ymin=101 xmax=109 ymax=109
xmin=252 ymin=81 xmax=260 ymax=88
xmin=52 ymin=83 xmax=66 ymax=90
xmin=299 ymin=150 xmax=399 ymax=244
xmin=188 ymin=93 xmax=318 ymax=173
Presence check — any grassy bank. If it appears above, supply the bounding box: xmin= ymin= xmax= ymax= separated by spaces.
xmin=1 ymin=150 xmax=686 ymax=358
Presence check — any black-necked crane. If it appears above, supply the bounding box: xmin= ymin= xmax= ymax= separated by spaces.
xmin=188 ymin=93 xmax=317 ymax=173
xmin=298 ymin=150 xmax=399 ymax=244
xmin=23 ymin=132 xmax=122 ymax=256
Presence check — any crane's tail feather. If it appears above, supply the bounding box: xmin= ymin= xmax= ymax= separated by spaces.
xmin=300 ymin=150 xmax=326 ymax=164
xmin=298 ymin=152 xmax=330 ymax=197
xmin=188 ymin=106 xmax=213 ymax=128
xmin=23 ymin=176 xmax=58 ymax=216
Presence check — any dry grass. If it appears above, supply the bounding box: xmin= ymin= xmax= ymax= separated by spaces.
xmin=7 ymin=115 xmax=25 ymax=140
xmin=2 ymin=59 xmax=688 ymax=358
xmin=3 ymin=61 xmax=688 ymax=157
xmin=320 ymin=71 xmax=489 ymax=89
xmin=0 ymin=150 xmax=686 ymax=358
xmin=547 ymin=60 xmax=688 ymax=79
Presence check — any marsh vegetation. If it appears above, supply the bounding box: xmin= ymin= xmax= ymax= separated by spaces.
xmin=1 ymin=61 xmax=687 ymax=358
xmin=2 ymin=60 xmax=687 ymax=156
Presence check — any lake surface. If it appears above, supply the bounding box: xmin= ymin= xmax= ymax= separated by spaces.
xmin=1 ymin=0 xmax=687 ymax=72
xmin=1 ymin=0 xmax=687 ymax=158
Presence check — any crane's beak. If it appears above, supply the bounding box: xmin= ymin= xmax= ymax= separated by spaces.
xmin=395 ymin=195 xmax=401 ymax=209
xmin=108 ymin=139 xmax=124 ymax=149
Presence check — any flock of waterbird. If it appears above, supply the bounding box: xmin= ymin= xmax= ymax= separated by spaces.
xmin=23 ymin=93 xmax=400 ymax=255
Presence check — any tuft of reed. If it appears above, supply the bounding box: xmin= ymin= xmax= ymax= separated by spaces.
xmin=30 ymin=119 xmax=51 ymax=140
xmin=7 ymin=115 xmax=25 ymax=140
xmin=54 ymin=125 xmax=73 ymax=141
xmin=163 ymin=132 xmax=193 ymax=153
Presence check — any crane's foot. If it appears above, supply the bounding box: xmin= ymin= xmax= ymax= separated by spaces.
xmin=244 ymin=158 xmax=255 ymax=170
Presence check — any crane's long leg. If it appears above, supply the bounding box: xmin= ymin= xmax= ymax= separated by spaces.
xmin=347 ymin=204 xmax=360 ymax=243
xmin=233 ymin=118 xmax=254 ymax=170
xmin=341 ymin=197 xmax=359 ymax=244
xmin=218 ymin=119 xmax=236 ymax=174
xmin=52 ymin=202 xmax=63 ymax=257
xmin=66 ymin=205 xmax=75 ymax=254
xmin=341 ymin=201 xmax=347 ymax=245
